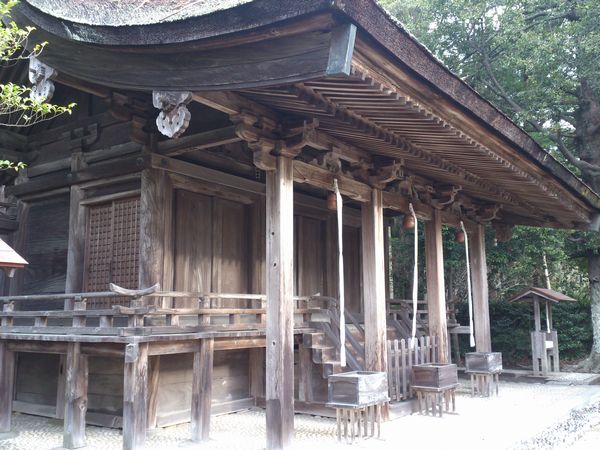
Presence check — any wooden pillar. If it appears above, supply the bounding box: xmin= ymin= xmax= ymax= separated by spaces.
xmin=123 ymin=342 xmax=148 ymax=450
xmin=63 ymin=342 xmax=88 ymax=449
xmin=146 ymin=356 xmax=160 ymax=429
xmin=361 ymin=189 xmax=387 ymax=372
xmin=265 ymin=156 xmax=294 ymax=450
xmin=191 ymin=338 xmax=214 ymax=442
xmin=298 ymin=344 xmax=314 ymax=403
xmin=139 ymin=168 xmax=170 ymax=305
xmin=424 ymin=209 xmax=449 ymax=363
xmin=65 ymin=186 xmax=86 ymax=297
xmin=533 ymin=297 xmax=542 ymax=332
xmin=0 ymin=341 xmax=15 ymax=433
xmin=469 ymin=224 xmax=491 ymax=352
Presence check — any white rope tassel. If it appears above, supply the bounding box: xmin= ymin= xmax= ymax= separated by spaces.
xmin=409 ymin=203 xmax=418 ymax=350
xmin=334 ymin=179 xmax=346 ymax=367
xmin=461 ymin=221 xmax=476 ymax=348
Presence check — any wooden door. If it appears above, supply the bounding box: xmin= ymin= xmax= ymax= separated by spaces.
xmin=172 ymin=189 xmax=250 ymax=308
xmin=83 ymin=196 xmax=140 ymax=308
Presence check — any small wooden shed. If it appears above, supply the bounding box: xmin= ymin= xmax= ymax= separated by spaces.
xmin=0 ymin=238 xmax=28 ymax=278
xmin=509 ymin=287 xmax=576 ymax=376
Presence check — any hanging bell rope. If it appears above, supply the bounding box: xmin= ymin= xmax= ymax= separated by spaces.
xmin=461 ymin=221 xmax=476 ymax=348
xmin=409 ymin=203 xmax=418 ymax=349
xmin=333 ymin=179 xmax=346 ymax=367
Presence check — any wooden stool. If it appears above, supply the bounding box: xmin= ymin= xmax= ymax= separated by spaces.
xmin=412 ymin=384 xmax=457 ymax=417
xmin=469 ymin=372 xmax=500 ymax=397
xmin=328 ymin=401 xmax=387 ymax=443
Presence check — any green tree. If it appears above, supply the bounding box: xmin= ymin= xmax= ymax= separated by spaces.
xmin=0 ymin=0 xmax=74 ymax=170
xmin=381 ymin=0 xmax=600 ymax=368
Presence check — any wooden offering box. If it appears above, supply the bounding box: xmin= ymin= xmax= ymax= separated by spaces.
xmin=328 ymin=371 xmax=388 ymax=406
xmin=412 ymin=363 xmax=458 ymax=389
xmin=465 ymin=352 xmax=502 ymax=373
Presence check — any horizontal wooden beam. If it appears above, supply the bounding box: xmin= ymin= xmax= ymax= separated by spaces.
xmin=294 ymin=160 xmax=371 ymax=202
xmin=7 ymin=154 xmax=148 ymax=197
xmin=151 ymin=154 xmax=265 ymax=195
xmin=155 ymin=126 xmax=240 ymax=157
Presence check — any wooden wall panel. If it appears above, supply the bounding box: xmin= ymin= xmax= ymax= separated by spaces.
xmin=343 ymin=225 xmax=362 ymax=314
xmin=173 ymin=190 xmax=212 ymax=308
xmin=296 ymin=216 xmax=325 ymax=296
xmin=155 ymin=350 xmax=251 ymax=425
xmin=216 ymin=199 xmax=249 ymax=295
xmin=15 ymin=353 xmax=59 ymax=406
xmin=21 ymin=195 xmax=70 ymax=297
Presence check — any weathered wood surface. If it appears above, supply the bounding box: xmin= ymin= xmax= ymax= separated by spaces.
xmin=122 ymin=342 xmax=148 ymax=450
xmin=469 ymin=224 xmax=491 ymax=352
xmin=361 ymin=189 xmax=387 ymax=372
xmin=0 ymin=341 xmax=15 ymax=432
xmin=425 ymin=210 xmax=449 ymax=364
xmin=265 ymin=156 xmax=295 ymax=449
xmin=387 ymin=336 xmax=437 ymax=402
xmin=63 ymin=342 xmax=88 ymax=449
xmin=191 ymin=338 xmax=214 ymax=442
xmin=139 ymin=169 xmax=169 ymax=307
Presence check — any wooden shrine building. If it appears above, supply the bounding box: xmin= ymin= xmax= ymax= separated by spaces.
xmin=1 ymin=1 xmax=599 ymax=449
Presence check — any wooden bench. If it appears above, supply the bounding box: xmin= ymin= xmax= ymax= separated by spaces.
xmin=412 ymin=384 xmax=457 ymax=417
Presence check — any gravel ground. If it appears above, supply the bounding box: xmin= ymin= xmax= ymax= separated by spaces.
xmin=1 ymin=380 xmax=599 ymax=450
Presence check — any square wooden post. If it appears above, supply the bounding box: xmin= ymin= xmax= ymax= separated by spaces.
xmin=191 ymin=338 xmax=214 ymax=442
xmin=424 ymin=209 xmax=449 ymax=363
xmin=361 ymin=189 xmax=387 ymax=372
xmin=265 ymin=156 xmax=295 ymax=450
xmin=63 ymin=342 xmax=89 ymax=449
xmin=123 ymin=342 xmax=149 ymax=450
xmin=469 ymin=224 xmax=492 ymax=352
xmin=0 ymin=341 xmax=15 ymax=433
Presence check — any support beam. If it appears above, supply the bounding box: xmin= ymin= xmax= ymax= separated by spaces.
xmin=123 ymin=342 xmax=149 ymax=450
xmin=191 ymin=338 xmax=214 ymax=443
xmin=63 ymin=342 xmax=88 ymax=449
xmin=469 ymin=224 xmax=491 ymax=352
xmin=0 ymin=341 xmax=15 ymax=433
xmin=425 ymin=209 xmax=449 ymax=363
xmin=361 ymin=189 xmax=388 ymax=372
xmin=265 ymin=156 xmax=295 ymax=450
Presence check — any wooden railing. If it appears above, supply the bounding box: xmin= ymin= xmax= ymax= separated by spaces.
xmin=386 ymin=336 xmax=438 ymax=402
xmin=0 ymin=284 xmax=328 ymax=337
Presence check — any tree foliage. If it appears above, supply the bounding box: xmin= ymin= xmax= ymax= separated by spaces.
xmin=381 ymin=0 xmax=600 ymax=367
xmin=0 ymin=1 xmax=74 ymax=130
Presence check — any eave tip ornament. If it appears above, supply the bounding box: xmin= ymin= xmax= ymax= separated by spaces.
xmin=152 ymin=91 xmax=192 ymax=139
xmin=29 ymin=56 xmax=57 ymax=102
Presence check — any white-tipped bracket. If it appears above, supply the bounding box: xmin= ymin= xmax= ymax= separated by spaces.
xmin=152 ymin=90 xmax=192 ymax=138
xmin=29 ymin=56 xmax=57 ymax=102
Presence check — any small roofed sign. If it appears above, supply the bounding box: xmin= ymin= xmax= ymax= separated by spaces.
xmin=0 ymin=238 xmax=28 ymax=278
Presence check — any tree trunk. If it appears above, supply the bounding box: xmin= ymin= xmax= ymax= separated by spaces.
xmin=590 ymin=254 xmax=600 ymax=355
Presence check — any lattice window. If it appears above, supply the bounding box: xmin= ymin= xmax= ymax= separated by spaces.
xmin=84 ymin=197 xmax=140 ymax=308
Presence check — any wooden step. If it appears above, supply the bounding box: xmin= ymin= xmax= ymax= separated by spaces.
xmin=311 ymin=345 xmax=337 ymax=364
xmin=302 ymin=331 xmax=325 ymax=347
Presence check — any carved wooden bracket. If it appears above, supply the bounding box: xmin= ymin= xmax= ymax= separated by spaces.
xmin=431 ymin=184 xmax=462 ymax=209
xmin=29 ymin=56 xmax=57 ymax=102
xmin=232 ymin=112 xmax=316 ymax=170
xmin=477 ymin=204 xmax=501 ymax=222
xmin=493 ymin=222 xmax=513 ymax=242
xmin=370 ymin=161 xmax=404 ymax=189
xmin=152 ymin=91 xmax=192 ymax=138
